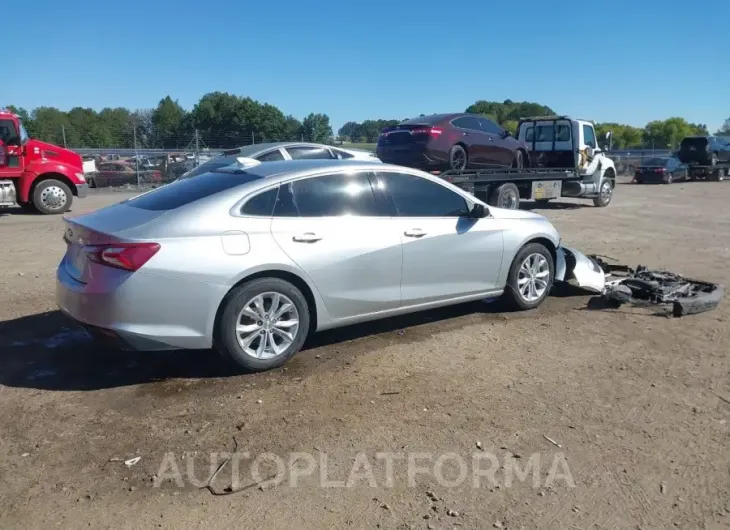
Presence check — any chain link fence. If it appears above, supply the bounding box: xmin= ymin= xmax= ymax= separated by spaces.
xmin=54 ymin=123 xmax=678 ymax=187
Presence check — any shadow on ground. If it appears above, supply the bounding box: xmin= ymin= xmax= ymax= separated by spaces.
xmin=522 ymin=201 xmax=587 ymax=211
xmin=0 ymin=299 xmax=523 ymax=392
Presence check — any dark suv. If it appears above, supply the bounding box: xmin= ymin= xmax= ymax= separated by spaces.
xmin=678 ymin=136 xmax=730 ymax=166
xmin=376 ymin=113 xmax=530 ymax=171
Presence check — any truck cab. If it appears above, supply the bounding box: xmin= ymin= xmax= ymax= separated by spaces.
xmin=0 ymin=109 xmax=88 ymax=214
xmin=517 ymin=116 xmax=616 ymax=207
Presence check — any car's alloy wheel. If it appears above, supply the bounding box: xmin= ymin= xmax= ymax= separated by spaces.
xmin=236 ymin=292 xmax=300 ymax=360
xmin=517 ymin=253 xmax=550 ymax=303
xmin=216 ymin=278 xmax=310 ymax=372
xmin=449 ymin=145 xmax=467 ymax=170
xmin=502 ymin=242 xmax=554 ymax=311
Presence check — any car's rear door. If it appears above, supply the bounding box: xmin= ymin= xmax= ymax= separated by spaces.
xmin=269 ymin=171 xmax=402 ymax=320
xmin=450 ymin=116 xmax=488 ymax=166
xmin=372 ymin=170 xmax=504 ymax=306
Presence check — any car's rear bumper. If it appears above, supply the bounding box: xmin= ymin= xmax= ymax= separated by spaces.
xmin=376 ymin=146 xmax=445 ymax=169
xmin=56 ymin=255 xmax=226 ymax=350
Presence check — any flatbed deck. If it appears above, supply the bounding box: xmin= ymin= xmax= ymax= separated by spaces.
xmin=436 ymin=167 xmax=581 ymax=185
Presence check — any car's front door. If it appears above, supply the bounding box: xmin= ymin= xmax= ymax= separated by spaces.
xmin=270 ymin=171 xmax=402 ymax=320
xmin=373 ymin=170 xmax=505 ymax=306
xmin=478 ymin=117 xmax=513 ymax=166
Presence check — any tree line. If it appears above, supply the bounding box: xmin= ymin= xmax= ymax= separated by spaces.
xmin=5 ymin=95 xmax=728 ymax=151
xmin=5 ymin=92 xmax=334 ymax=149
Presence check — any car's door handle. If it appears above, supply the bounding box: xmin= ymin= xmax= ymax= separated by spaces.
xmin=292 ymin=232 xmax=322 ymax=243
xmin=404 ymin=229 xmax=426 ymax=238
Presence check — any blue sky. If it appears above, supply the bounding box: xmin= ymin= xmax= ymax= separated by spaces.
xmin=5 ymin=0 xmax=729 ymax=133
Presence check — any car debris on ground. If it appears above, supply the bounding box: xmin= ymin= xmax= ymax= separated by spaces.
xmin=558 ymin=247 xmax=724 ymax=316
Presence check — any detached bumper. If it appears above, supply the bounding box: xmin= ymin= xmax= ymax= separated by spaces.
xmin=76 ymin=183 xmax=89 ymax=198
xmin=555 ymin=246 xmax=606 ymax=293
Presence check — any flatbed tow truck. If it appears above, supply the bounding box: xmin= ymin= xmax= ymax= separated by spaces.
xmin=685 ymin=162 xmax=728 ymax=182
xmin=435 ymin=116 xmax=616 ymax=210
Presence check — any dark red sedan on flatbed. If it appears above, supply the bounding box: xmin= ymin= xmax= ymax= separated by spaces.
xmin=376 ymin=113 xmax=530 ymax=171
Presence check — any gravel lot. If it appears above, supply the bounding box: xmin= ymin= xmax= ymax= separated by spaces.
xmin=1 ymin=178 xmax=729 ymax=529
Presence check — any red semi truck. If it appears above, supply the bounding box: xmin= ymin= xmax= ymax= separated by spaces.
xmin=0 ymin=109 xmax=88 ymax=214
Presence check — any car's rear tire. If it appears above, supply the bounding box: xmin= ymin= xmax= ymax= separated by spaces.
xmin=512 ymin=150 xmax=525 ymax=169
xmin=32 ymin=179 xmax=72 ymax=215
xmin=448 ymin=145 xmax=468 ymax=170
xmin=502 ymin=243 xmax=554 ymax=311
xmin=215 ymin=278 xmax=310 ymax=372
xmin=663 ymin=173 xmax=673 ymax=184
xmin=489 ymin=183 xmax=520 ymax=210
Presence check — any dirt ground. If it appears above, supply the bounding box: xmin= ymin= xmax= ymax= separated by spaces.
xmin=1 ymin=178 xmax=728 ymax=530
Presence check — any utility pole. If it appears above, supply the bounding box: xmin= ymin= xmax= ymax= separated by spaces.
xmin=61 ymin=125 xmax=67 ymax=148
xmin=133 ymin=126 xmax=139 ymax=186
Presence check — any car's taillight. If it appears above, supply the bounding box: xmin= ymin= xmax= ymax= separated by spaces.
xmin=410 ymin=127 xmax=443 ymax=137
xmin=654 ymin=168 xmax=666 ymax=174
xmin=83 ymin=242 xmax=160 ymax=271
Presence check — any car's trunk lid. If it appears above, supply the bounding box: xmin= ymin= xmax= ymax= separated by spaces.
xmin=379 ymin=124 xmax=438 ymax=146
xmin=63 ymin=204 xmax=167 ymax=284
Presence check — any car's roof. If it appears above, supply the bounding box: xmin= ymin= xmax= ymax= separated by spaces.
xmin=221 ymin=142 xmax=339 ymax=157
xmin=238 ymin=158 xmax=384 ymax=179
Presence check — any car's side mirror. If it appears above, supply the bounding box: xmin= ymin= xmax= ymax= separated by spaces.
xmin=470 ymin=203 xmax=489 ymax=218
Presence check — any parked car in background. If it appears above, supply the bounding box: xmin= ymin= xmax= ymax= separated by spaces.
xmin=89 ymin=161 xmax=162 ymax=187
xmin=178 ymin=142 xmax=380 ymax=180
xmin=634 ymin=157 xmax=688 ymax=184
xmin=57 ymin=159 xmax=565 ymax=372
xmin=678 ymin=136 xmax=730 ymax=166
xmin=376 ymin=113 xmax=529 ymax=171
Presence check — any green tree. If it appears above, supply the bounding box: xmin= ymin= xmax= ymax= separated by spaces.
xmin=284 ymin=115 xmax=303 ymax=140
xmin=465 ymin=99 xmax=555 ymax=125
xmin=301 ymin=113 xmax=333 ymax=143
xmin=152 ymin=96 xmax=188 ymax=148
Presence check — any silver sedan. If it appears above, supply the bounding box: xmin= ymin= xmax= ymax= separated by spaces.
xmin=57 ymin=159 xmax=562 ymax=372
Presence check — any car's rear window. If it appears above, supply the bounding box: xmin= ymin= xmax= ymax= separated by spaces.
xmin=180 ymin=158 xmax=235 ymax=179
xmin=124 ymin=172 xmax=263 ymax=211
xmin=400 ymin=114 xmax=450 ymax=125
xmin=681 ymin=137 xmax=708 ymax=149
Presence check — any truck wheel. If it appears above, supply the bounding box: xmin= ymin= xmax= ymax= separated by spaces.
xmin=33 ymin=179 xmax=72 ymax=215
xmin=713 ymin=168 xmax=725 ymax=182
xmin=448 ymin=145 xmax=468 ymax=170
xmin=593 ymin=178 xmax=613 ymax=207
xmin=502 ymin=242 xmax=554 ymax=311
xmin=489 ymin=183 xmax=520 ymax=210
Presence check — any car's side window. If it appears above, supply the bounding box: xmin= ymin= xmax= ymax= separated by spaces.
xmin=451 ymin=116 xmax=481 ymax=132
xmin=286 ymin=146 xmax=335 ymax=160
xmin=240 ymin=187 xmax=278 ymax=216
xmin=478 ymin=117 xmax=502 ymax=135
xmin=273 ymin=172 xmax=379 ymax=217
xmin=376 ymin=172 xmax=470 ymax=217
xmin=330 ymin=148 xmax=354 ymax=159
xmin=256 ymin=149 xmax=285 ymax=162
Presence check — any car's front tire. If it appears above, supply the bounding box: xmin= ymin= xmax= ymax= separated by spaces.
xmin=216 ymin=278 xmax=310 ymax=372
xmin=502 ymin=243 xmax=554 ymax=311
